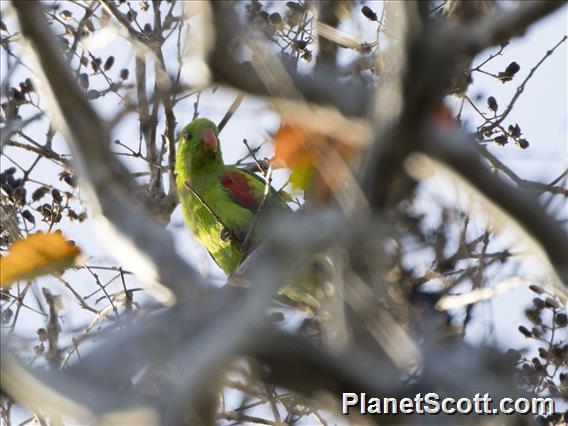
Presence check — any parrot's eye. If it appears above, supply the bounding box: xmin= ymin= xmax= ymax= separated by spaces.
xmin=184 ymin=131 xmax=192 ymax=140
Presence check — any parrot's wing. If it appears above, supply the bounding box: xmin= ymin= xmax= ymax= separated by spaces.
xmin=220 ymin=168 xmax=290 ymax=214
xmin=220 ymin=169 xmax=262 ymax=211
xmin=183 ymin=179 xmax=247 ymax=244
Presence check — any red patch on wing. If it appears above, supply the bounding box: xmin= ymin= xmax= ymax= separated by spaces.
xmin=220 ymin=171 xmax=259 ymax=210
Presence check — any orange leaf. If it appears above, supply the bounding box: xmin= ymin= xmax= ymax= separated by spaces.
xmin=272 ymin=122 xmax=358 ymax=201
xmin=0 ymin=231 xmax=81 ymax=288
xmin=273 ymin=123 xmax=315 ymax=169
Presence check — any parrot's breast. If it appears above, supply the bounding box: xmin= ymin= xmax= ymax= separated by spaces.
xmin=178 ymin=174 xmax=254 ymax=274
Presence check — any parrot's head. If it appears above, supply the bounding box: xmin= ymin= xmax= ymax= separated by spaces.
xmin=176 ymin=118 xmax=223 ymax=177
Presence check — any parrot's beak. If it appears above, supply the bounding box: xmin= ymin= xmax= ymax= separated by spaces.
xmin=203 ymin=129 xmax=218 ymax=154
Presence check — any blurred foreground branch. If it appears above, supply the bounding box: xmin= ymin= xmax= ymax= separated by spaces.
xmin=419 ymin=129 xmax=568 ymax=291
xmin=359 ymin=2 xmax=567 ymax=290
xmin=440 ymin=0 xmax=567 ymax=56
xmin=209 ymin=2 xmax=371 ymax=118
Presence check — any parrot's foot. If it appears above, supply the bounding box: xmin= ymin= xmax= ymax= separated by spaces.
xmin=219 ymin=228 xmax=231 ymax=242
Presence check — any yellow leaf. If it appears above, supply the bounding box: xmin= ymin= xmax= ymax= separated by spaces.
xmin=0 ymin=231 xmax=81 ymax=288
xmin=289 ymin=163 xmax=314 ymax=190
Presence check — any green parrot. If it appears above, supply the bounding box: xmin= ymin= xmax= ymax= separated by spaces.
xmin=175 ymin=118 xmax=291 ymax=275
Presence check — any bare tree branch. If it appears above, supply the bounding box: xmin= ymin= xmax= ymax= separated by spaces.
xmin=441 ymin=1 xmax=567 ymax=57
xmin=478 ymin=35 xmax=567 ymax=134
xmin=477 ymin=144 xmax=568 ymax=196
xmin=209 ymin=2 xmax=371 ymax=118
xmin=419 ymin=128 xmax=568 ymax=289
xmin=217 ymin=93 xmax=245 ymax=133
xmin=99 ymin=0 xmax=149 ymax=44
xmin=12 ymin=1 xmax=209 ymax=303
xmin=1 ymin=346 xmax=159 ymax=424
xmin=360 ymin=2 xmax=566 ymax=210
xmin=358 ymin=2 xmax=567 ymax=294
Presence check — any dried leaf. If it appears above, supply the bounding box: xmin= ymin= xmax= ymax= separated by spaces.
xmin=272 ymin=122 xmax=355 ymax=201
xmin=273 ymin=122 xmax=315 ymax=171
xmin=0 ymin=231 xmax=81 ymax=288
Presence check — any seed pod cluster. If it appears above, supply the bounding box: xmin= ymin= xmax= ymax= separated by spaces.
xmin=1 ymin=168 xmax=25 ymax=205
xmin=515 ymin=288 xmax=567 ymax=413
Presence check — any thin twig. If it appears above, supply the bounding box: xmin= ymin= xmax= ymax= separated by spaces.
xmin=218 ymin=93 xmax=245 ymax=133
